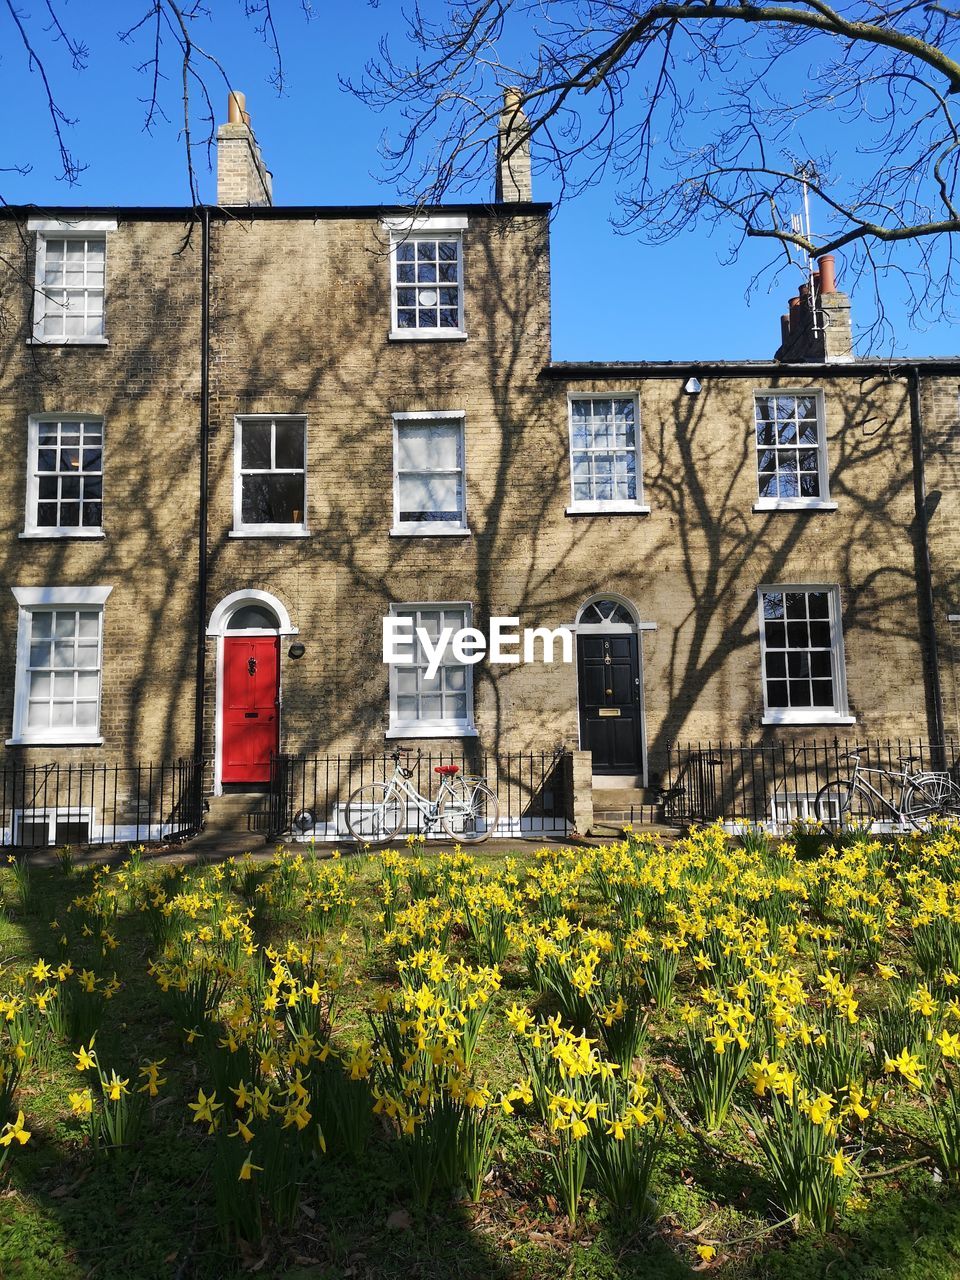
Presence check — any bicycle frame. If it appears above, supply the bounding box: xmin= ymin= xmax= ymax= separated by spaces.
xmin=380 ymin=761 xmax=464 ymax=830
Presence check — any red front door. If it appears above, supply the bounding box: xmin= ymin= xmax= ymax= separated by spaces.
xmin=222 ymin=636 xmax=280 ymax=784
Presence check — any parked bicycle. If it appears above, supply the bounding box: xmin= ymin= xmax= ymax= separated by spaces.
xmin=343 ymin=748 xmax=499 ymax=845
xmin=815 ymin=748 xmax=960 ymax=828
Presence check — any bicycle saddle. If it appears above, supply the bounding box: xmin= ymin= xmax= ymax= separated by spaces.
xmin=434 ymin=764 xmax=460 ymax=775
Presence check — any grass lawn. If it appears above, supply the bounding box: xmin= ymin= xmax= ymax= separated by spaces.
xmin=2 ymin=826 xmax=960 ymax=1279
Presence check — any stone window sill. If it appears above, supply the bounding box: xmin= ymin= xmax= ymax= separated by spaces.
xmin=6 ymin=737 xmax=104 ymax=747
xmin=388 ymin=330 xmax=468 ymax=342
xmin=753 ymin=499 xmax=838 ymax=513
xmin=761 ymin=714 xmax=855 ymax=727
xmin=566 ymin=503 xmax=651 ymax=516
xmin=385 ymin=726 xmax=480 ymax=739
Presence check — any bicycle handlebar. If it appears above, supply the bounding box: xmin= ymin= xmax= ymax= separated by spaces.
xmin=391 ymin=747 xmax=422 ymax=775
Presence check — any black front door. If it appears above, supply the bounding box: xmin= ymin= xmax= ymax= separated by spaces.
xmin=577 ymin=633 xmax=643 ymax=774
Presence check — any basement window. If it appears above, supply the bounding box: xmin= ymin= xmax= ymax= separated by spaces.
xmin=13 ymin=809 xmax=92 ymax=848
xmin=28 ymin=219 xmax=117 ymax=345
xmin=753 ymin=391 xmax=836 ymax=511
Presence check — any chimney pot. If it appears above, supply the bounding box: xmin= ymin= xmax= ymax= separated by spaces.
xmin=227 ymin=90 xmax=246 ymax=125
xmin=818 ymin=254 xmax=837 ymax=293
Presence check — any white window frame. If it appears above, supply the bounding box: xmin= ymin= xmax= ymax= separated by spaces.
xmin=8 ymin=586 xmax=112 ymax=746
xmin=565 ymin=393 xmax=650 ymax=515
xmin=757 ymin=584 xmax=854 ymax=726
xmin=230 ymin=415 xmax=309 ymax=538
xmin=22 ymin=414 xmax=104 ymax=539
xmin=752 ymin=389 xmax=837 ymax=512
xmin=386 ymin=601 xmax=478 ymax=739
xmin=383 ymin=216 xmax=468 ymax=341
xmin=28 ymin=218 xmax=116 ymax=346
xmin=391 ymin=410 xmax=470 ymax=537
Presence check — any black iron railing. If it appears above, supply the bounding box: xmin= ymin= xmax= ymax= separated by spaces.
xmin=660 ymin=737 xmax=960 ymax=828
xmin=0 ymin=759 xmax=206 ymax=849
xmin=269 ymin=748 xmax=570 ymax=840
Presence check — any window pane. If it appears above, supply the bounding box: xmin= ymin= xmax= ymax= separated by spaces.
xmin=397 ymin=424 xmax=435 ymax=470
xmin=444 ymin=666 xmax=466 ymax=691
xmin=27 ymin=702 xmax=50 ymax=728
xmin=446 ymin=692 xmax=467 ymax=720
xmin=241 ymin=422 xmax=272 ymax=470
xmin=76 ymin=672 xmax=99 ymax=698
xmin=767 ymin=679 xmax=789 ymax=707
xmin=30 ymin=641 xmax=52 ymax=667
xmin=242 ymin=474 xmax=305 ymax=525
xmin=75 ymin=643 xmax=99 ymax=669
xmin=29 ymin=673 xmax=51 ymax=699
xmin=52 ymin=641 xmax=75 ymax=669
xmin=765 ymin=652 xmax=786 ymax=678
xmin=274 ymin=420 xmax=304 ymax=470
xmin=396 ymin=668 xmax=418 ymax=695
xmin=399 ymin=473 xmax=460 ymax=520
xmin=227 ymin=605 xmax=278 ymax=630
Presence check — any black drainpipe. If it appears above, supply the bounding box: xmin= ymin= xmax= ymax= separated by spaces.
xmin=908 ymin=363 xmax=946 ymax=761
xmin=193 ymin=206 xmax=211 ymax=769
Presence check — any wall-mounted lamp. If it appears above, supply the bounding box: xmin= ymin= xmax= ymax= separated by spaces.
xmin=684 ymin=377 xmax=702 ymax=394
xmin=288 ymin=641 xmax=306 ymax=659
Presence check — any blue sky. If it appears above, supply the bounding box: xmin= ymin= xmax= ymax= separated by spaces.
xmin=1 ymin=1 xmax=956 ymax=360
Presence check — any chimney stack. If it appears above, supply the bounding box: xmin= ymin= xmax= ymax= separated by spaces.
xmin=775 ymin=254 xmax=853 ymax=362
xmin=217 ymin=91 xmax=273 ymax=206
xmin=495 ymin=88 xmax=532 ymax=203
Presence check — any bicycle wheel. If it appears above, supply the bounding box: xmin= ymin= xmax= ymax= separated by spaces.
xmin=904 ymin=777 xmax=960 ymax=828
xmin=344 ymin=783 xmax=404 ymax=845
xmin=815 ymin=779 xmax=875 ymax=828
xmin=440 ymin=780 xmax=499 ymax=843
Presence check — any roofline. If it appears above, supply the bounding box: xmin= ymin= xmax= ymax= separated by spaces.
xmin=0 ymin=201 xmax=552 ymax=222
xmin=545 ymin=358 xmax=960 ymax=377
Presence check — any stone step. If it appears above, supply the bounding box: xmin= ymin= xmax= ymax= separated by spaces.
xmin=205 ymin=791 xmax=271 ymax=835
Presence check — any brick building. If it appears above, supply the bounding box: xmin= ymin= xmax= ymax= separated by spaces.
xmin=1 ymin=91 xmax=958 ymax=840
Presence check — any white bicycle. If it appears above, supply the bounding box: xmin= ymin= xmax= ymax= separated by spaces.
xmin=344 ymin=748 xmax=500 ymax=845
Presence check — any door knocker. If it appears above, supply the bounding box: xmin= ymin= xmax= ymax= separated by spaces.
xmin=247 ymin=657 xmax=257 ymax=676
